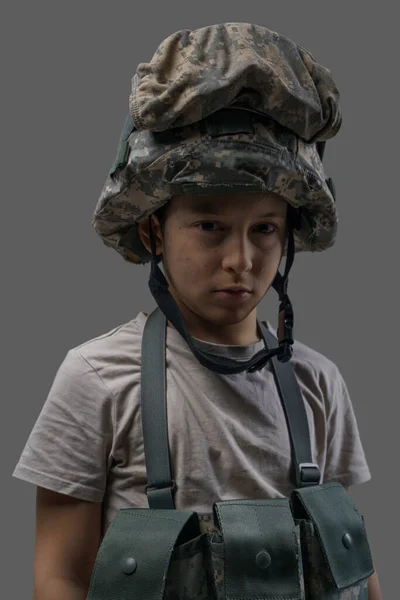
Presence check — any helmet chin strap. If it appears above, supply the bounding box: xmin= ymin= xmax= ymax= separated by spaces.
xmin=271 ymin=227 xmax=296 ymax=364
xmin=147 ymin=212 xmax=296 ymax=375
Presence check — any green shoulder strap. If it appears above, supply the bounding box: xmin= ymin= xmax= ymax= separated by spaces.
xmin=140 ymin=307 xmax=321 ymax=511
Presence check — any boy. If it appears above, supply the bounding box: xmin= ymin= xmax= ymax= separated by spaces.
xmin=12 ymin=22 xmax=382 ymax=599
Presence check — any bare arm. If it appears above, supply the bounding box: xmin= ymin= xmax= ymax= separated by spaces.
xmin=368 ymin=570 xmax=383 ymax=600
xmin=34 ymin=577 xmax=88 ymax=600
xmin=32 ymin=486 xmax=102 ymax=600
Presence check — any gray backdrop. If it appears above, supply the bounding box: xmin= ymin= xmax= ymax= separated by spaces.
xmin=2 ymin=1 xmax=397 ymax=597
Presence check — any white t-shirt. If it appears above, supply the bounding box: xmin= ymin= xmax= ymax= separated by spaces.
xmin=12 ymin=312 xmax=371 ymax=540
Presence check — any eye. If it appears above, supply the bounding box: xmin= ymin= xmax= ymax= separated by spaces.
xmin=197 ymin=221 xmax=222 ymax=232
xmin=254 ymin=223 xmax=277 ymax=234
xmin=195 ymin=222 xmax=278 ymax=234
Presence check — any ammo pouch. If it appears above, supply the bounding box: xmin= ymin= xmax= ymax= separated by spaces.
xmin=87 ymin=308 xmax=374 ymax=599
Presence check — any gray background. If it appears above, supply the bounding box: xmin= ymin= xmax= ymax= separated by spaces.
xmin=2 ymin=1 xmax=398 ymax=597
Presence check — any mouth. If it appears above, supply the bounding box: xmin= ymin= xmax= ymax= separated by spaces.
xmin=216 ymin=287 xmax=252 ymax=293
xmin=213 ymin=288 xmax=252 ymax=302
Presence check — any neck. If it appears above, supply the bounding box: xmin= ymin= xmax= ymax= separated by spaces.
xmin=169 ymin=321 xmax=261 ymax=346
xmin=167 ymin=297 xmax=261 ymax=346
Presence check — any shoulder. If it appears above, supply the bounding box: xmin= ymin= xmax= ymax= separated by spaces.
xmin=265 ymin=325 xmax=347 ymax=410
xmin=74 ymin=312 xmax=145 ymax=359
xmin=266 ymin=322 xmax=343 ymax=387
xmin=58 ymin=312 xmax=148 ymax=397
xmin=292 ymin=336 xmax=346 ymax=397
xmin=291 ymin=336 xmax=342 ymax=381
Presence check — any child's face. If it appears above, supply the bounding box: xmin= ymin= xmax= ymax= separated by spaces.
xmin=140 ymin=191 xmax=288 ymax=340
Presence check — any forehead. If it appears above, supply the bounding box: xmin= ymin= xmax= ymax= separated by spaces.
xmin=173 ymin=191 xmax=288 ymax=216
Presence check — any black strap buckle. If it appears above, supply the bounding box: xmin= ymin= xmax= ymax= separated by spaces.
xmin=298 ymin=462 xmax=321 ymax=486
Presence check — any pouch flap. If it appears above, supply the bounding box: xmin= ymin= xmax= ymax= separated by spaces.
xmin=290 ymin=482 xmax=374 ymax=588
xmin=213 ymin=498 xmax=302 ymax=599
xmin=87 ymin=508 xmax=199 ymax=600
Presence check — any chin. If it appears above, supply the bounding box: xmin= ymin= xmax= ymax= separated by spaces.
xmin=198 ymin=305 xmax=254 ymax=326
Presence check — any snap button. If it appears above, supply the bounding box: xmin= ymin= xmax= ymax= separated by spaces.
xmin=256 ymin=551 xmax=272 ymax=570
xmin=122 ymin=557 xmax=137 ymax=574
xmin=342 ymin=533 xmax=353 ymax=549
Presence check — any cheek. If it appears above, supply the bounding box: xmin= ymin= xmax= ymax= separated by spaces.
xmin=256 ymin=242 xmax=284 ymax=274
xmin=165 ymin=238 xmax=203 ymax=281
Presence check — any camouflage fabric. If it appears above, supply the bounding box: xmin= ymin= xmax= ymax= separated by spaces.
xmin=92 ymin=22 xmax=342 ymax=265
xmin=129 ymin=23 xmax=341 ymax=141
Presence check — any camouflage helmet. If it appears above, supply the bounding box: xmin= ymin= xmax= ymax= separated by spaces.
xmin=92 ymin=22 xmax=342 ymax=264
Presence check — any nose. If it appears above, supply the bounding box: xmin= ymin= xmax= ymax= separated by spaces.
xmin=221 ymin=234 xmax=253 ymax=274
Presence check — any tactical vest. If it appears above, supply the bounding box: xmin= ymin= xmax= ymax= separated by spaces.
xmin=86 ymin=308 xmax=374 ymax=599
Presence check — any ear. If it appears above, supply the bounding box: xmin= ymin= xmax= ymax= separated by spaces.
xmin=138 ymin=215 xmax=164 ymax=257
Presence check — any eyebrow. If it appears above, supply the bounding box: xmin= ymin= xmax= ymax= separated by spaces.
xmin=188 ymin=200 xmax=286 ymax=219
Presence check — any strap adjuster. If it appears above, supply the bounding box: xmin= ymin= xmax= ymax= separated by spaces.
xmin=145 ymin=480 xmax=176 ymax=495
xmin=298 ymin=462 xmax=321 ymax=486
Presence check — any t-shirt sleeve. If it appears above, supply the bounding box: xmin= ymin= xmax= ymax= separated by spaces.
xmin=323 ymin=368 xmax=371 ymax=488
xmin=12 ymin=348 xmax=114 ymax=503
